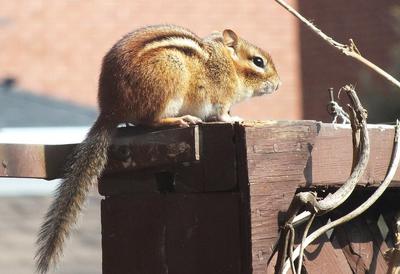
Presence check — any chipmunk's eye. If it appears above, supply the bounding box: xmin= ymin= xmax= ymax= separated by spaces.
xmin=252 ymin=56 xmax=265 ymax=68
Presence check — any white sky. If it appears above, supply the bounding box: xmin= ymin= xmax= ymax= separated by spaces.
xmin=0 ymin=127 xmax=89 ymax=196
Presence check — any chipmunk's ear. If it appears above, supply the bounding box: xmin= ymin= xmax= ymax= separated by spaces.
xmin=223 ymin=29 xmax=238 ymax=48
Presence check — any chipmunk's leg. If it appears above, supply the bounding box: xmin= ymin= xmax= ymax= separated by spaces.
xmin=215 ymin=104 xmax=243 ymax=123
xmin=152 ymin=115 xmax=203 ymax=128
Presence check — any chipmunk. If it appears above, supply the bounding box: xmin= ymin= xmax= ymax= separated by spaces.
xmin=35 ymin=24 xmax=280 ymax=273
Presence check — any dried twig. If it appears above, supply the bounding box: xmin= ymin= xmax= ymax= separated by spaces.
xmin=294 ymin=86 xmax=368 ymax=215
xmin=386 ymin=212 xmax=400 ymax=274
xmin=314 ymin=86 xmax=368 ymax=213
xmin=327 ymin=88 xmax=350 ymax=125
xmin=288 ymin=225 xmax=296 ymax=274
xmin=271 ymin=2 xmax=400 ymax=272
xmin=296 ymin=213 xmax=315 ymax=274
xmin=273 ymin=86 xmax=369 ymax=273
xmin=274 ymin=192 xmax=316 ymax=273
xmin=282 ymin=120 xmax=400 ymax=273
xmin=275 ymin=0 xmax=400 ymax=89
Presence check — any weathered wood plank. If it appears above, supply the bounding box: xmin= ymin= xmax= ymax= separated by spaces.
xmin=242 ymin=121 xmax=399 ymax=273
xmin=244 ymin=121 xmax=319 ymax=273
xmin=244 ymin=121 xmax=400 ymax=190
xmin=200 ymin=123 xmax=237 ymax=191
xmin=101 ymin=195 xmax=168 ymax=274
xmin=2 ymin=121 xmax=399 ymax=188
xmin=95 ymin=121 xmax=400 ymax=274
xmin=0 ymin=126 xmax=199 ymax=179
xmin=99 ymin=123 xmax=237 ymax=195
xmin=310 ymin=123 xmax=400 ymax=187
xmin=244 ymin=120 xmax=318 ymax=193
xmin=234 ymin=123 xmax=252 ymax=274
xmin=333 ymin=217 xmax=388 ymax=273
xmin=304 ymin=236 xmax=354 ymax=274
xmin=101 ymin=193 xmax=241 ymax=274
xmin=166 ymin=193 xmax=241 ymax=274
xmin=0 ymin=143 xmax=71 ymax=179
xmin=303 ymin=219 xmax=353 ymax=274
xmin=106 ymin=126 xmax=199 ymax=173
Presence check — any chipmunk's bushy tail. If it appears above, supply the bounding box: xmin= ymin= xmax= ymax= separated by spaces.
xmin=35 ymin=116 xmax=115 ymax=274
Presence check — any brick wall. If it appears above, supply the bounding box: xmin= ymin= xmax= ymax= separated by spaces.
xmin=298 ymin=0 xmax=399 ymax=122
xmin=0 ymin=0 xmax=302 ymax=121
xmin=1 ymin=1 xmax=397 ymax=123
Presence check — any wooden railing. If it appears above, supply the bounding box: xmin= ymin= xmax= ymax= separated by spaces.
xmin=1 ymin=121 xmax=399 ymax=274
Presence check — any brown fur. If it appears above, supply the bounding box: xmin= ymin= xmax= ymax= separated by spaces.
xmin=35 ymin=24 xmax=280 ymax=273
xmin=35 ymin=116 xmax=116 ymax=273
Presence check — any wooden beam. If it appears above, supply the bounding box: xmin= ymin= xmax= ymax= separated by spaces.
xmin=101 ymin=193 xmax=242 ymax=274
xmin=98 ymin=123 xmax=237 ymax=195
xmin=1 ymin=121 xmax=399 ymax=188
xmin=241 ymin=120 xmax=400 ymax=273
xmin=309 ymin=123 xmax=400 ymax=187
xmin=303 ymin=219 xmax=353 ymax=274
xmin=243 ymin=120 xmax=319 ymax=273
xmin=333 ymin=217 xmax=388 ymax=273
xmin=0 ymin=143 xmax=72 ymax=179
xmin=105 ymin=125 xmax=200 ymax=173
xmin=0 ymin=126 xmax=200 ymax=179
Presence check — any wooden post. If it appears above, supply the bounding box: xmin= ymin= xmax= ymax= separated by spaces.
xmin=98 ymin=121 xmax=400 ymax=274
xmin=1 ymin=121 xmax=400 ymax=273
xmin=99 ymin=123 xmax=245 ymax=274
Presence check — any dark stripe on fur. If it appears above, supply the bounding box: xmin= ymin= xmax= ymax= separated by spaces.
xmin=162 ymin=45 xmax=203 ymax=57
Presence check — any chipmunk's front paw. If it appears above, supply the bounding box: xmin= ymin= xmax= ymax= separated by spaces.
xmin=179 ymin=115 xmax=203 ymax=126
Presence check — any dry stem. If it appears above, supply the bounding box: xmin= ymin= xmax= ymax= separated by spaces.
xmin=296 ymin=213 xmax=315 ymax=274
xmin=386 ymin=212 xmax=400 ymax=274
xmin=282 ymin=120 xmax=400 ymax=273
xmin=273 ymin=86 xmax=369 ymax=273
xmin=275 ymin=0 xmax=400 ymax=89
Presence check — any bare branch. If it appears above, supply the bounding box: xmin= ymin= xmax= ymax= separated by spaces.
xmin=297 ymin=213 xmax=316 ymax=274
xmin=275 ymin=0 xmax=400 ymax=89
xmin=313 ymin=86 xmax=369 ymax=214
xmin=288 ymin=225 xmax=297 ymax=274
xmin=386 ymin=212 xmax=400 ymax=274
xmin=282 ymin=120 xmax=400 ymax=273
xmin=274 ymin=86 xmax=369 ymax=273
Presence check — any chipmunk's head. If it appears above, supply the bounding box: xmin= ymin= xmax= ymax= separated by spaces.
xmin=222 ymin=29 xmax=281 ymax=99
